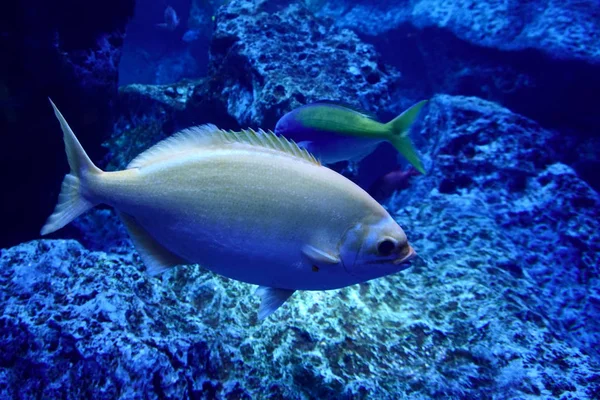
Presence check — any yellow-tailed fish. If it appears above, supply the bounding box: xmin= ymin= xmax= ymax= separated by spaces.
xmin=274 ymin=100 xmax=428 ymax=174
xmin=41 ymin=99 xmax=417 ymax=319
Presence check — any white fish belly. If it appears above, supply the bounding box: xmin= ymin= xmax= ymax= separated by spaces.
xmin=100 ymin=148 xmax=374 ymax=290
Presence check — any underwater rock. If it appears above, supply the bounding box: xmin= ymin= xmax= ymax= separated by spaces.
xmin=101 ymin=0 xmax=407 ymax=185
xmin=0 ymin=240 xmax=217 ymax=399
xmin=2 ymin=95 xmax=600 ymax=396
xmin=105 ymin=80 xmax=203 ymax=170
xmin=2 ymin=214 xmax=599 ymax=397
xmin=207 ymin=0 xmax=402 ymax=128
xmin=70 ymin=209 xmax=130 ymax=254
xmin=0 ymin=0 xmax=135 ymax=249
xmin=307 ymin=0 xmax=600 ymax=190
xmin=309 ymin=0 xmax=600 ymax=63
xmin=393 ymin=94 xmax=600 ymax=360
xmin=105 ymin=78 xmax=243 ymax=171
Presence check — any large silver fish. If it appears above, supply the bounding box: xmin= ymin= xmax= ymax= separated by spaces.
xmin=42 ymin=100 xmax=417 ymax=319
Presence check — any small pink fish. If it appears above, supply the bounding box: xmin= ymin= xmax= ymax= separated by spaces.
xmin=368 ymin=168 xmax=421 ymax=201
xmin=156 ymin=6 xmax=180 ymax=31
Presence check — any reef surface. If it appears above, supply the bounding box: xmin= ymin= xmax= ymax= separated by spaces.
xmin=2 ymin=1 xmax=599 ymax=398
xmin=2 ymin=95 xmax=599 ymax=399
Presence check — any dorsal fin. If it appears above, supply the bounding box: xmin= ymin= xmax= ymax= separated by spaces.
xmin=127 ymin=124 xmax=321 ymax=169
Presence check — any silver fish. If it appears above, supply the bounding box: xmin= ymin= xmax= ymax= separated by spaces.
xmin=42 ymin=100 xmax=417 ymax=319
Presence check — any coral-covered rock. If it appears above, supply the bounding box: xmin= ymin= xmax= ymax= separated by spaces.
xmin=207 ymin=0 xmax=403 ymax=128
xmin=0 ymin=240 xmax=214 ymax=399
xmin=2 ymin=208 xmax=599 ymax=397
xmin=70 ymin=209 xmax=130 ymax=254
xmin=106 ymin=80 xmax=202 ymax=170
xmin=307 ymin=0 xmax=600 ymax=191
xmin=104 ymin=0 xmax=408 ymax=177
xmin=393 ymin=94 xmax=600 ymax=359
xmin=310 ymin=0 xmax=600 ymax=63
xmin=402 ymin=95 xmax=561 ymax=198
xmin=1 ymin=95 xmax=599 ymax=398
xmin=105 ymin=78 xmax=243 ymax=171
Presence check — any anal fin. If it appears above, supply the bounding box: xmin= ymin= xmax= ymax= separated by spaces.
xmin=255 ymin=286 xmax=295 ymax=320
xmin=118 ymin=212 xmax=187 ymax=275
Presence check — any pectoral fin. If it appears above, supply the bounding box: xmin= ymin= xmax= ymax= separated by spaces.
xmin=255 ymin=286 xmax=295 ymax=320
xmin=301 ymin=245 xmax=340 ymax=265
xmin=119 ymin=212 xmax=187 ymax=275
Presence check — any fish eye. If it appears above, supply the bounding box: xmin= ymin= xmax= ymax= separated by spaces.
xmin=377 ymin=238 xmax=396 ymax=256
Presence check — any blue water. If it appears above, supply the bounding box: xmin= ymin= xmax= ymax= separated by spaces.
xmin=1 ymin=0 xmax=599 ymax=398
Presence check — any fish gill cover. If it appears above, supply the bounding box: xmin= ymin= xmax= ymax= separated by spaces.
xmin=1 ymin=0 xmax=599 ymax=399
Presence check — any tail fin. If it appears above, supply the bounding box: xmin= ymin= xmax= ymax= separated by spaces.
xmin=386 ymin=100 xmax=428 ymax=174
xmin=40 ymin=99 xmax=102 ymax=235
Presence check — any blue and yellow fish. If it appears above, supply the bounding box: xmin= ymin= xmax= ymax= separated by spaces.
xmin=275 ymin=100 xmax=428 ymax=174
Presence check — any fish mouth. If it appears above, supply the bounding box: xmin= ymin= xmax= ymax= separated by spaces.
xmin=393 ymin=245 xmax=416 ymax=265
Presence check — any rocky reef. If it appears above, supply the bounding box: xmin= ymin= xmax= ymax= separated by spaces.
xmin=307 ymin=0 xmax=600 ymax=119
xmin=103 ymin=79 xmax=204 ymax=171
xmin=207 ymin=0 xmax=402 ymax=129
xmin=2 ymin=0 xmax=600 ymax=398
xmin=111 ymin=0 xmax=600 ymax=191
xmin=395 ymin=94 xmax=600 ymax=361
xmin=2 ymin=95 xmax=599 ymax=399
xmin=109 ymin=0 xmax=405 ymax=172
xmin=308 ymin=0 xmax=600 ymax=62
xmin=308 ymin=0 xmax=600 ymax=191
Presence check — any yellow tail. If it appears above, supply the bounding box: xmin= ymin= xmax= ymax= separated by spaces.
xmin=385 ymin=100 xmax=427 ymax=174
xmin=40 ymin=99 xmax=103 ymax=235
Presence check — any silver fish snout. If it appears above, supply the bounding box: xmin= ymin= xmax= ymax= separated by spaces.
xmin=393 ymin=244 xmax=416 ymax=265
